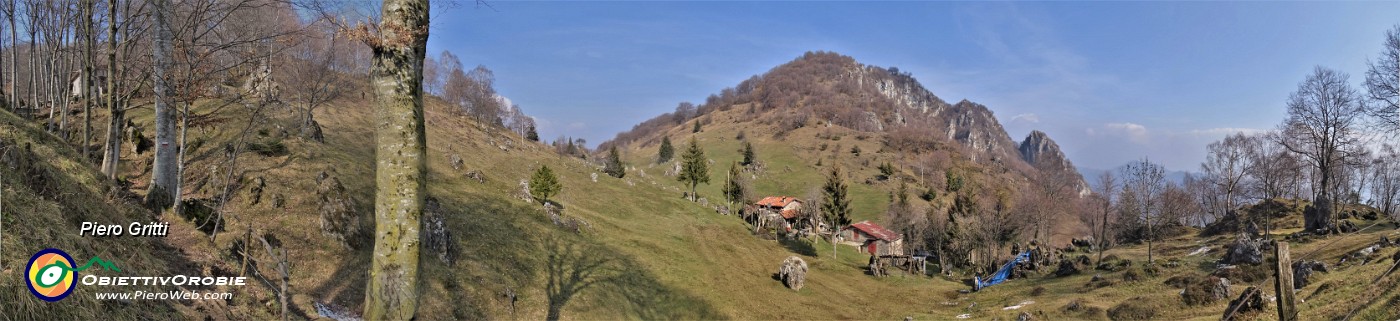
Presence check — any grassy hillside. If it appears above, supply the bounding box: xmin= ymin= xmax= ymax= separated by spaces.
xmin=5 ymin=79 xmax=1399 ymax=321
xmin=0 ymin=108 xmax=249 ymax=319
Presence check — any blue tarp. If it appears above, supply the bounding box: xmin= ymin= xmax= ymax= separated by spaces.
xmin=975 ymin=251 xmax=1031 ymax=291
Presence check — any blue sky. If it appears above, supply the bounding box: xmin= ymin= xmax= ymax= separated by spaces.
xmin=427 ymin=1 xmax=1400 ymax=171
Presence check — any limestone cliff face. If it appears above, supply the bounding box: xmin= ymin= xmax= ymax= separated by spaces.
xmin=846 ymin=59 xmax=1087 ymax=190
xmin=1019 ymin=130 xmax=1090 ymax=195
xmin=850 ymin=65 xmax=1021 ymax=163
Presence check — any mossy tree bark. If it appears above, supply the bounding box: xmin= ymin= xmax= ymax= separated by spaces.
xmin=363 ymin=0 xmax=430 ymax=319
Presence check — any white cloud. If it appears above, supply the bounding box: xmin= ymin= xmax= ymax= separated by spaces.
xmin=1010 ymin=113 xmax=1040 ymax=123
xmin=1101 ymin=122 xmax=1150 ymax=144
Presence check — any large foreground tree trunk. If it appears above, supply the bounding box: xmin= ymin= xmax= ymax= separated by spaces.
xmin=148 ymin=0 xmax=176 ymax=207
xmin=363 ymin=0 xmax=430 ymax=319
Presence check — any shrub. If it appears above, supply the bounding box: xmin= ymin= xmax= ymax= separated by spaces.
xmin=246 ymin=138 xmax=288 ymax=157
xmin=877 ymin=162 xmax=895 ymax=180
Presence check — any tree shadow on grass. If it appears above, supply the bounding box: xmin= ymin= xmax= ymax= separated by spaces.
xmin=779 ymin=237 xmax=819 ymax=257
xmin=543 ymin=232 xmax=724 ymax=321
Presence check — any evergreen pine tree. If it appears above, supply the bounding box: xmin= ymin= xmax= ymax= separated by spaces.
xmin=525 ymin=125 xmax=539 ymax=142
xmin=721 ymin=161 xmax=748 ymax=210
xmin=658 ymin=136 xmax=674 ymax=163
xmin=741 ymin=141 xmax=756 ymax=166
xmin=692 ymin=120 xmax=702 ymax=133
xmin=530 ymin=165 xmax=562 ymax=205
xmin=822 ymin=164 xmax=852 ymax=257
xmin=604 ymin=146 xmax=626 ymax=178
xmin=677 ymin=137 xmax=710 ymax=201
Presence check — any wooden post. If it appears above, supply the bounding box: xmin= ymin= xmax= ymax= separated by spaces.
xmin=1274 ymin=242 xmax=1296 ymax=321
xmin=261 ymin=235 xmax=290 ymax=321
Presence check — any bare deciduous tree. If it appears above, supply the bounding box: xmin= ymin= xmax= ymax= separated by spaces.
xmin=1120 ymin=158 xmax=1166 ymax=265
xmin=1200 ymin=132 xmax=1253 ymax=226
xmin=1090 ymin=171 xmax=1116 ymax=265
xmin=1277 ymin=67 xmax=1366 ymax=233
xmin=1364 ymin=24 xmax=1400 ymax=137
xmin=1370 ymin=144 xmax=1400 ymax=220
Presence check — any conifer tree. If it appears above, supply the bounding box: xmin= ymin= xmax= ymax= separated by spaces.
xmin=531 ymin=165 xmax=562 ymax=205
xmin=658 ymin=136 xmax=674 ymax=163
xmin=822 ymin=164 xmax=852 ymax=257
xmin=741 ymin=141 xmax=756 ymax=166
xmin=677 ymin=137 xmax=710 ymax=201
xmin=604 ymin=146 xmax=626 ymax=178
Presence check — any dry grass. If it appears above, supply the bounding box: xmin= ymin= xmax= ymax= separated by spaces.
xmin=6 ymin=83 xmax=1400 ymax=320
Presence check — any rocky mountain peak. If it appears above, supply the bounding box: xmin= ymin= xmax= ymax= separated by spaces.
xmin=1019 ymin=130 xmax=1089 ymax=194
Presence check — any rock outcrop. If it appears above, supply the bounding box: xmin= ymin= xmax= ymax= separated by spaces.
xmin=1220 ymin=234 xmax=1263 ymax=265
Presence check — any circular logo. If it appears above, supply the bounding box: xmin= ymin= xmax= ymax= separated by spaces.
xmin=26 ymin=248 xmax=76 ymax=302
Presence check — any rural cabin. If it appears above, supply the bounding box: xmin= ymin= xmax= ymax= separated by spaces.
xmin=842 ymin=221 xmax=904 ymax=256
xmin=756 ymin=196 xmax=803 ymax=223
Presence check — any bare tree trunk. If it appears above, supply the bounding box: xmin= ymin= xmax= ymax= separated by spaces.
xmin=1097 ymin=203 xmax=1109 ymax=265
xmin=363 ymin=1 xmax=429 ymax=319
xmin=0 ymin=8 xmax=5 ymax=111
xmin=25 ymin=23 xmax=34 ymax=120
xmin=5 ymin=0 xmax=14 ymax=112
xmin=173 ymin=101 xmax=187 ymax=214
xmin=99 ymin=0 xmax=120 ymax=179
xmin=1146 ymin=218 xmax=1154 ymax=265
xmin=82 ymin=0 xmax=94 ymax=162
xmin=148 ymin=0 xmax=176 ymax=208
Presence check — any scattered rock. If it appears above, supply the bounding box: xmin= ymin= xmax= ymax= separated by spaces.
xmin=1091 ymin=274 xmax=1104 ymax=282
xmin=1075 ymin=255 xmax=1091 ymax=266
xmin=1015 ymin=311 xmax=1034 ymax=321
xmin=465 ymin=170 xmax=485 ymax=184
xmin=448 ymin=154 xmax=464 ymax=170
xmin=1221 ymin=286 xmax=1265 ymax=321
xmin=1055 ymin=259 xmax=1080 ymax=277
xmin=1336 ymin=220 xmax=1358 ymax=233
xmin=1062 ymin=298 xmax=1102 ymax=316
xmin=1292 ymin=260 xmax=1328 ymax=289
xmin=1245 ymin=220 xmax=1260 ymax=237
xmin=779 ymin=256 xmax=808 ymax=291
xmin=590 ymin=172 xmax=598 ymax=182
xmin=316 ymin=173 xmax=360 ymax=247
xmin=247 ymin=176 xmax=266 ymax=205
xmin=1097 ymin=255 xmax=1132 ymax=272
xmin=518 ymin=180 xmax=533 ymax=202
xmin=301 ymin=119 xmax=324 ymax=143
xmin=1220 ymin=234 xmax=1263 ymax=265
xmin=1182 ymin=276 xmax=1230 ymax=306
xmin=422 ymin=197 xmax=456 ymax=265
